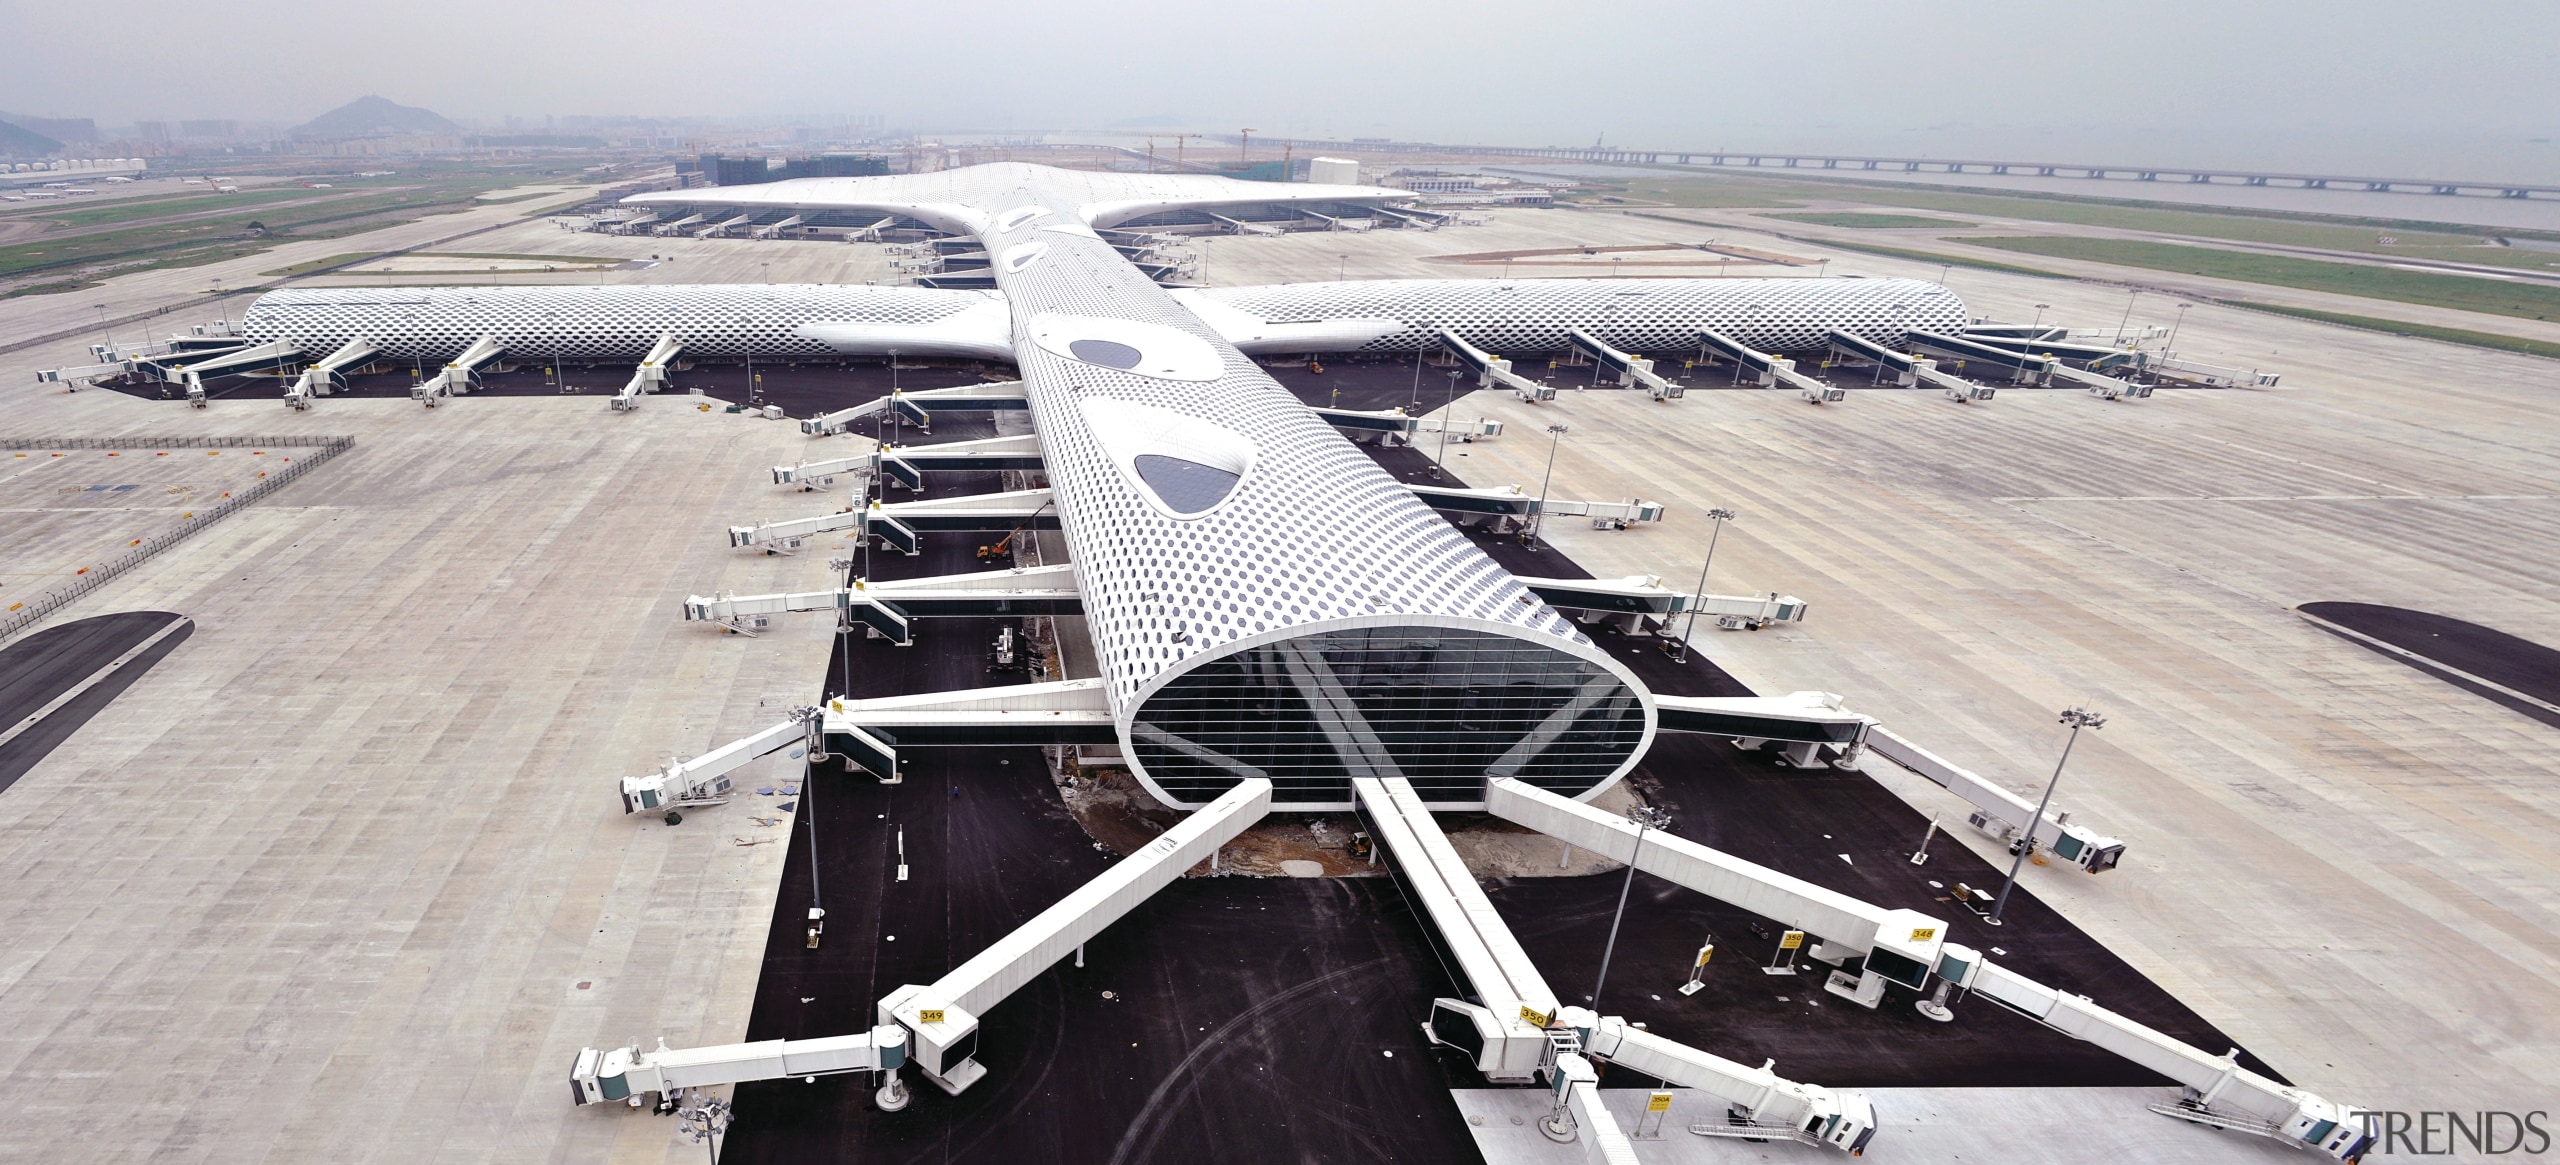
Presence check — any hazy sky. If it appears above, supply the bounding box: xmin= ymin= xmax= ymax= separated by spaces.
xmin=8 ymin=0 xmax=2557 ymax=178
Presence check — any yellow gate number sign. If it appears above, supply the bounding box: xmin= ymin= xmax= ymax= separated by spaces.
xmin=1909 ymin=927 xmax=1938 ymax=943
xmin=1518 ymin=1005 xmax=1554 ymax=1028
xmin=1647 ymin=1092 xmax=1674 ymax=1114
xmin=918 ymin=1009 xmax=945 ymax=1024
xmin=1779 ymin=930 xmax=1805 ymax=950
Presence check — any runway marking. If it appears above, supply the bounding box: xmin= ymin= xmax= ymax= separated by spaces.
xmin=2296 ymin=610 xmax=2560 ymax=721
xmin=0 ymin=615 xmax=192 ymax=750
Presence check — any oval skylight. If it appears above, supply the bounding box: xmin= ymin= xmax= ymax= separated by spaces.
xmin=1131 ymin=454 xmax=1242 ymax=514
xmin=1069 ymin=338 xmax=1144 ymax=369
xmin=1077 ymin=396 xmax=1258 ymax=519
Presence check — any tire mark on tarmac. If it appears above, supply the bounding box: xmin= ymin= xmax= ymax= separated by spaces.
xmin=1107 ymin=955 xmax=1393 ymax=1165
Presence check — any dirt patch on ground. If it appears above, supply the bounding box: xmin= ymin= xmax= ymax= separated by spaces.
xmin=1053 ymin=760 xmax=1660 ymax=880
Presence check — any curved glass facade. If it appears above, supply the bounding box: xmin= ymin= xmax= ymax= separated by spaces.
xmin=1128 ymin=625 xmax=1648 ymax=804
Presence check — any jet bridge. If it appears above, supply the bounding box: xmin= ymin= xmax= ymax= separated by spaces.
xmin=801 ymin=381 xmax=1030 ymax=436
xmin=413 ymin=335 xmax=505 ymax=406
xmin=283 ymin=337 xmax=379 ymax=410
xmin=570 ymin=1028 xmax=910 ymax=1111
xmin=1359 ymin=776 xmax=1875 ymax=1155
xmin=751 ymin=214 xmax=806 ymax=240
xmin=1961 ymin=331 xmax=2146 ymax=374
xmin=2049 ymin=362 xmax=2154 ymax=400
xmin=1484 ymin=779 xmax=2369 ymax=1160
xmin=1696 ymin=328 xmax=1844 ymax=403
xmin=1863 ymin=727 xmax=2126 ymax=873
xmin=1310 ymin=405 xmax=1421 ymax=444
xmin=876 ymin=778 xmax=1274 ymax=1095
xmin=1906 ymin=331 xmax=2056 ymax=387
xmin=818 ymin=679 xmax=1117 ymax=781
xmin=696 ymin=214 xmax=753 ymax=239
xmin=1512 ymin=574 xmax=1805 ymax=634
xmin=1653 ymin=690 xmax=1874 ymax=769
xmin=1438 ymin=329 xmax=1557 ymax=403
xmin=1407 ymin=483 xmax=1665 ymax=530
xmin=139 ymin=340 xmax=303 ymax=406
xmin=611 ymin=334 xmax=684 ymax=412
xmin=1824 ymin=330 xmax=1994 ymax=402
xmin=652 ymin=213 xmax=706 ymax=236
xmin=729 ymin=487 xmax=1057 ymax=552
xmin=615 ymin=707 xmax=820 ymax=819
xmin=684 ymin=563 xmax=1083 ymax=643
xmin=1565 ymin=329 xmax=1684 ymax=401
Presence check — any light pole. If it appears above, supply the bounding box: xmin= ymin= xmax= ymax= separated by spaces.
xmin=1339 ymin=254 xmax=1349 ymax=280
xmin=2112 ymin=288 xmax=2142 ymax=344
xmin=1987 ymin=707 xmax=2105 ymax=927
xmin=1672 ymin=507 xmax=1735 ymax=662
xmin=1591 ymin=804 xmax=1673 ymax=1010
xmin=1525 ymin=423 xmax=1568 ymax=549
xmin=2167 ymin=302 xmax=2195 ymax=351
xmin=1430 ymin=369 xmax=1461 ymax=480
xmin=2030 ymin=302 xmax=2050 ymax=335
xmin=675 ymin=1093 xmax=732 ymax=1165
xmin=1409 ymin=345 xmax=1424 ymax=411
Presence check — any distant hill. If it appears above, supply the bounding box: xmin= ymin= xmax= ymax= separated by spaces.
xmin=289 ymin=96 xmax=457 ymax=140
xmin=0 ymin=116 xmax=65 ymax=158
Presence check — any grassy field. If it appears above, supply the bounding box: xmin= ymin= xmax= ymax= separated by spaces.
xmin=2220 ymin=300 xmax=2560 ymax=360
xmin=1766 ymin=235 xmax=2072 ymax=279
xmin=1600 ymin=172 xmax=2560 ymax=268
xmin=0 ymin=179 xmax=528 ymax=283
xmin=1765 ymin=211 xmax=1976 ymax=229
xmin=1960 ymin=236 xmax=2560 ymax=322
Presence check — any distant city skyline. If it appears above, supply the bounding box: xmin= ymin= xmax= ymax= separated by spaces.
xmin=7 ymin=0 xmax=2558 ymax=180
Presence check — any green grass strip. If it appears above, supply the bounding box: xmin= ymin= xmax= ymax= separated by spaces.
xmin=2219 ymin=300 xmax=2560 ymax=360
xmin=1960 ymin=235 xmax=2560 ymax=323
xmin=1764 ymin=211 xmax=1975 ymax=229
xmin=1771 ymin=234 xmax=2071 ymax=278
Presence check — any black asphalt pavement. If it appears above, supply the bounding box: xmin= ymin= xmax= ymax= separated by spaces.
xmin=2302 ymin=601 xmax=2560 ymax=731
xmin=0 ymin=611 xmax=192 ymax=794
xmin=706 ymin=383 xmax=2276 ymax=1162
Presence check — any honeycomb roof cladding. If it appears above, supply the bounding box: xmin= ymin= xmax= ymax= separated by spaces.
xmin=236 ymin=284 xmax=997 ymax=360
xmin=1191 ymin=277 xmax=1970 ymax=355
xmin=953 ymin=168 xmax=1586 ymax=712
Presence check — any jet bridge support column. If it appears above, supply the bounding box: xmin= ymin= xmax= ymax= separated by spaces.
xmin=875 ymin=778 xmax=1274 ymax=1096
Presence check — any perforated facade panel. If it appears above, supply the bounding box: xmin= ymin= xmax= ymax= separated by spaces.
xmin=1192 ymin=277 xmax=1967 ymax=355
xmin=237 ymin=284 xmax=997 ymax=361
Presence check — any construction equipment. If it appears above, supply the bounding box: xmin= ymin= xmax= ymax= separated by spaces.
xmin=615 ymin=707 xmax=820 ymax=823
